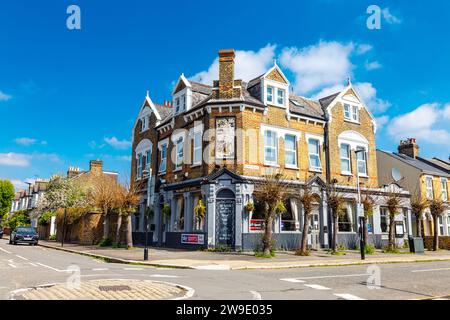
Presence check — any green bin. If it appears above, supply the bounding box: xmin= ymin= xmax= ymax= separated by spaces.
xmin=409 ymin=236 xmax=424 ymax=253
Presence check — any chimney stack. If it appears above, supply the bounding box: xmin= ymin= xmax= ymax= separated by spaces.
xmin=217 ymin=49 xmax=236 ymax=99
xmin=67 ymin=166 xmax=81 ymax=178
xmin=398 ymin=138 xmax=420 ymax=158
xmin=89 ymin=159 xmax=103 ymax=175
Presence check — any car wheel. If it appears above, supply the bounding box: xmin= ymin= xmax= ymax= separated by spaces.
xmin=13 ymin=241 xmax=17 ymax=245
xmin=28 ymin=243 xmax=32 ymax=246
xmin=9 ymin=240 xmax=12 ymax=245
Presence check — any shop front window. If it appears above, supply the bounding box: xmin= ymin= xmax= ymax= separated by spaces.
xmin=281 ymin=199 xmax=297 ymax=231
xmin=250 ymin=200 xmax=266 ymax=232
xmin=338 ymin=203 xmax=354 ymax=232
xmin=380 ymin=207 xmax=388 ymax=233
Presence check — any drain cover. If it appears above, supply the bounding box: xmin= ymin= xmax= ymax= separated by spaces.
xmin=98 ymin=285 xmax=132 ymax=292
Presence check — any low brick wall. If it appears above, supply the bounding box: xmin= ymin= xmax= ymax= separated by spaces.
xmin=424 ymin=236 xmax=450 ymax=250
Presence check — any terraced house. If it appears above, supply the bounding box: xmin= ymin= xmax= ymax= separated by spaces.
xmin=131 ymin=49 xmax=411 ymax=251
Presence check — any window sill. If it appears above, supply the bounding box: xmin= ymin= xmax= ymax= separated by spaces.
xmin=158 ymin=171 xmax=167 ymax=176
xmin=191 ymin=163 xmax=202 ymax=168
xmin=358 ymin=174 xmax=369 ymax=178
xmin=173 ymin=168 xmax=182 ymax=173
xmin=309 ymin=168 xmax=323 ymax=173
xmin=285 ymin=165 xmax=299 ymax=170
xmin=264 ymin=163 xmax=280 ymax=168
xmin=341 ymin=172 xmax=353 ymax=176
xmin=343 ymin=119 xmax=360 ymax=125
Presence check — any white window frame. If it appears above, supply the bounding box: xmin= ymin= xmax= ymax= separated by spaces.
xmin=356 ymin=146 xmax=368 ymax=176
xmin=140 ymin=116 xmax=149 ymax=132
xmin=262 ymin=79 xmax=289 ymax=108
xmin=340 ymin=143 xmax=352 ymax=175
xmin=158 ymin=142 xmax=168 ymax=173
xmin=193 ymin=130 xmax=202 ymax=166
xmin=425 ymin=176 xmax=434 ymax=199
xmin=277 ymin=88 xmax=285 ymax=105
xmin=343 ymin=103 xmax=360 ymax=123
xmin=136 ymin=153 xmax=143 ymax=179
xmin=308 ymin=138 xmax=322 ymax=171
xmin=441 ymin=178 xmax=448 ymax=202
xmin=284 ymin=134 xmax=297 ymax=168
xmin=267 ymin=86 xmax=273 ymax=103
xmin=145 ymin=150 xmax=151 ymax=172
xmin=264 ymin=130 xmax=278 ymax=166
xmin=181 ymin=94 xmax=186 ymax=112
xmin=175 ymin=97 xmax=180 ymax=113
xmin=175 ymin=137 xmax=184 ymax=171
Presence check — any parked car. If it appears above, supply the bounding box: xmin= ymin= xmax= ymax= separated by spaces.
xmin=9 ymin=227 xmax=39 ymax=245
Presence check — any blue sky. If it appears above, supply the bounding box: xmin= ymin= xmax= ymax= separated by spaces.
xmin=1 ymin=0 xmax=449 ymax=190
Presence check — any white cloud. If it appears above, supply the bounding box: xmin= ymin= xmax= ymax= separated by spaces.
xmin=365 ymin=60 xmax=382 ymax=71
xmin=353 ymin=82 xmax=391 ymax=114
xmin=356 ymin=44 xmax=373 ymax=55
xmin=443 ymin=104 xmax=450 ymax=119
xmin=382 ymin=8 xmax=402 ymax=25
xmin=104 ymin=137 xmax=131 ymax=150
xmin=280 ymin=41 xmax=355 ymax=95
xmin=15 ymin=137 xmax=37 ymax=146
xmin=10 ymin=178 xmax=35 ymax=191
xmin=375 ymin=115 xmax=390 ymax=130
xmin=0 ymin=91 xmax=12 ymax=101
xmin=0 ymin=153 xmax=30 ymax=167
xmin=387 ymin=103 xmax=450 ymax=146
xmin=190 ymin=45 xmax=276 ymax=84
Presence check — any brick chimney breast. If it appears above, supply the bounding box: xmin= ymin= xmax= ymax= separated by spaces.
xmin=218 ymin=49 xmax=235 ymax=99
xmin=89 ymin=159 xmax=103 ymax=175
xmin=398 ymin=138 xmax=420 ymax=158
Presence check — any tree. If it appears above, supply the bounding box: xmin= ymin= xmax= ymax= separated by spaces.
xmin=410 ymin=194 xmax=429 ymax=238
xmin=253 ymin=173 xmax=289 ymax=256
xmin=296 ymin=186 xmax=320 ymax=256
xmin=0 ymin=179 xmax=15 ymax=223
xmin=385 ymin=190 xmax=405 ymax=251
xmin=114 ymin=182 xmax=140 ymax=248
xmin=326 ymin=183 xmax=345 ymax=252
xmin=429 ymin=199 xmax=448 ymax=251
xmin=90 ymin=174 xmax=119 ymax=239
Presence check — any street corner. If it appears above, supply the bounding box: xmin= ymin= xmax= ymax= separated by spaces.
xmin=9 ymin=279 xmax=194 ymax=300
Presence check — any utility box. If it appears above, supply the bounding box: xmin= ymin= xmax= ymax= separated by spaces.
xmin=409 ymin=236 xmax=424 ymax=254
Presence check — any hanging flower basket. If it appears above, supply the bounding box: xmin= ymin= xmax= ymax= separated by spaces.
xmin=244 ymin=201 xmax=255 ymax=213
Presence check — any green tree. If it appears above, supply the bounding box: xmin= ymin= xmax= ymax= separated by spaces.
xmin=0 ymin=179 xmax=15 ymax=222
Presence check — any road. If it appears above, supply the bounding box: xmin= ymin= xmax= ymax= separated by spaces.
xmin=1 ymin=239 xmax=449 ymax=300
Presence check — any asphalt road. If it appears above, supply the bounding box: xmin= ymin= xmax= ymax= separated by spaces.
xmin=1 ymin=239 xmax=449 ymax=300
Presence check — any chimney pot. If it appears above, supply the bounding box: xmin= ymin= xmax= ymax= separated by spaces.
xmin=398 ymin=138 xmax=420 ymax=158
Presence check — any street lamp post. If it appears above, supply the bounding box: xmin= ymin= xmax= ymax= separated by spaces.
xmin=355 ymin=149 xmax=366 ymax=260
xmin=143 ymin=168 xmax=153 ymax=261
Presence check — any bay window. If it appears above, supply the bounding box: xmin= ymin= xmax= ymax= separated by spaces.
xmin=264 ymin=130 xmax=278 ymax=165
xmin=285 ymin=134 xmax=297 ymax=167
xmin=308 ymin=138 xmax=322 ymax=171
xmin=356 ymin=146 xmax=367 ymax=176
xmin=340 ymin=144 xmax=351 ymax=174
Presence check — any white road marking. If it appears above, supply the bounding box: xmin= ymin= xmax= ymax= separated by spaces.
xmin=28 ymin=263 xmax=38 ymax=267
xmin=250 ymin=291 xmax=262 ymax=300
xmin=8 ymin=263 xmax=17 ymax=269
xmin=304 ymin=284 xmax=331 ymax=290
xmin=280 ymin=278 xmax=305 ymax=283
xmin=36 ymin=262 xmax=69 ymax=273
xmin=92 ymin=268 xmax=109 ymax=271
xmin=194 ymin=265 xmax=230 ymax=270
xmin=123 ymin=267 xmax=143 ymax=271
xmin=334 ymin=293 xmax=366 ymax=300
xmin=0 ymin=247 xmax=12 ymax=254
xmin=412 ymin=268 xmax=450 ymax=273
xmin=295 ymin=273 xmax=370 ymax=280
xmin=149 ymin=274 xmax=180 ymax=278
xmin=15 ymin=255 xmax=29 ymax=261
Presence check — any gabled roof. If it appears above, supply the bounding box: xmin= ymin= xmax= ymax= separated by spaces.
xmin=289 ymin=95 xmax=325 ymax=120
xmin=172 ymin=74 xmax=191 ymax=95
xmin=204 ymin=167 xmax=246 ymax=183
xmin=378 ymin=150 xmax=450 ymax=177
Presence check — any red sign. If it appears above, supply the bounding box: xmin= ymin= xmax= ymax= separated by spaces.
xmin=181 ymin=234 xmax=205 ymax=245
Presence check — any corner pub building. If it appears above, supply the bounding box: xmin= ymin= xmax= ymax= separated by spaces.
xmin=130 ymin=49 xmax=412 ymax=251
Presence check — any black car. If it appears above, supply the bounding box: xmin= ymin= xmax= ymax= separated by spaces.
xmin=0 ymin=229 xmax=3 ymax=239
xmin=9 ymin=227 xmax=39 ymax=245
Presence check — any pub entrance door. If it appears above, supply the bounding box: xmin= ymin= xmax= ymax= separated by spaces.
xmin=215 ymin=189 xmax=235 ymax=249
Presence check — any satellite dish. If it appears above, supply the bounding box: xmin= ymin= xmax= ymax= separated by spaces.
xmin=391 ymin=168 xmax=403 ymax=182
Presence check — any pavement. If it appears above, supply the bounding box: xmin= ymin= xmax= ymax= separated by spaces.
xmin=1 ymin=238 xmax=450 ymax=300
xmin=37 ymin=240 xmax=450 ymax=270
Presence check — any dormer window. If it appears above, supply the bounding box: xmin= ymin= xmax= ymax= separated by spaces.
xmin=181 ymin=94 xmax=186 ymax=112
xmin=267 ymin=86 xmax=273 ymax=103
xmin=344 ymin=103 xmax=359 ymax=123
xmin=277 ymin=89 xmax=285 ymax=105
xmin=175 ymin=97 xmax=180 ymax=113
xmin=140 ymin=116 xmax=149 ymax=132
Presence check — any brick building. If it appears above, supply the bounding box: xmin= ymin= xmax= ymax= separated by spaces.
xmin=131 ymin=49 xmax=411 ymax=251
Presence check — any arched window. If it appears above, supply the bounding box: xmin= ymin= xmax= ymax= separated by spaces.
xmin=216 ymin=188 xmax=235 ymax=199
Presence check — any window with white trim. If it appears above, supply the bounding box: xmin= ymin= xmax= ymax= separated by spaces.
xmin=338 ymin=203 xmax=354 ymax=232
xmin=447 ymin=215 xmax=450 ymax=236
xmin=145 ymin=150 xmax=151 ymax=172
xmin=175 ymin=137 xmax=184 ymax=170
xmin=277 ymin=88 xmax=285 ymax=105
xmin=267 ymin=86 xmax=273 ymax=103
xmin=441 ymin=178 xmax=448 ymax=201
xmin=181 ymin=94 xmax=186 ymax=112
xmin=175 ymin=97 xmax=180 ymax=113
xmin=193 ymin=130 xmax=202 ymax=165
xmin=380 ymin=207 xmax=388 ymax=233
xmin=159 ymin=144 xmax=167 ymax=173
xmin=426 ymin=177 xmax=434 ymax=199
xmin=340 ymin=144 xmax=351 ymax=173
xmin=136 ymin=154 xmax=143 ymax=178
xmin=343 ymin=103 xmax=359 ymax=122
xmin=285 ymin=134 xmax=297 ymax=167
xmin=308 ymin=138 xmax=322 ymax=171
xmin=356 ymin=146 xmax=367 ymax=175
xmin=264 ymin=130 xmax=278 ymax=165
xmin=141 ymin=116 xmax=149 ymax=132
